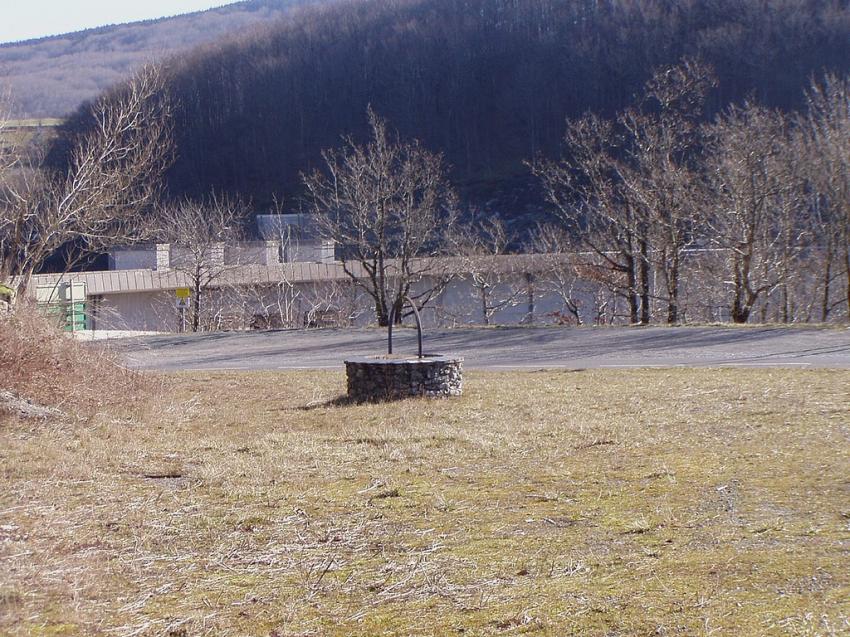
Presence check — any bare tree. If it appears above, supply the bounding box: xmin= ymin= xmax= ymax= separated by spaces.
xmin=0 ymin=65 xmax=173 ymax=291
xmin=801 ymin=74 xmax=850 ymax=321
xmin=237 ymin=280 xmax=302 ymax=329
xmin=704 ymin=103 xmax=800 ymax=323
xmin=531 ymin=113 xmax=650 ymax=325
xmin=303 ymin=108 xmax=458 ymax=326
xmin=301 ymin=279 xmax=368 ymax=328
xmin=455 ymin=215 xmax=524 ymax=325
xmin=0 ymin=93 xmax=14 ymax=184
xmin=619 ymin=60 xmax=716 ymax=324
xmin=525 ymin=223 xmax=589 ymax=325
xmin=532 ymin=60 xmax=716 ymax=325
xmin=155 ymin=195 xmax=248 ymax=332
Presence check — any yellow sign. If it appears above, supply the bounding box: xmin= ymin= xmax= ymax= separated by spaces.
xmin=175 ymin=287 xmax=191 ymax=299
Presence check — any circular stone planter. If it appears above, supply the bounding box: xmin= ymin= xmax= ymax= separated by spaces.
xmin=345 ymin=355 xmax=463 ymax=402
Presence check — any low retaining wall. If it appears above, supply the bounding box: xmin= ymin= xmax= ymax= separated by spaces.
xmin=345 ymin=355 xmax=463 ymax=402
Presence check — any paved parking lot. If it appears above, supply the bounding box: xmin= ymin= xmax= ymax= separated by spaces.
xmin=115 ymin=326 xmax=850 ymax=371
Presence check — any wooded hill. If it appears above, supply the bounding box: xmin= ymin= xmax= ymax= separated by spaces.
xmin=63 ymin=0 xmax=850 ymax=215
xmin=0 ymin=0 xmax=316 ymax=119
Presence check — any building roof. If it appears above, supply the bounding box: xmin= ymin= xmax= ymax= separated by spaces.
xmin=25 ymin=253 xmax=570 ymax=296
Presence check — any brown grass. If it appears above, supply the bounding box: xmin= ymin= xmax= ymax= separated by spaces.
xmin=1 ymin=368 xmax=848 ymax=636
xmin=0 ymin=303 xmax=155 ymax=417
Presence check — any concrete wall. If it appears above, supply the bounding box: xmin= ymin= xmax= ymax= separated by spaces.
xmin=85 ymin=272 xmax=610 ymax=333
xmin=94 ymin=291 xmax=173 ymax=331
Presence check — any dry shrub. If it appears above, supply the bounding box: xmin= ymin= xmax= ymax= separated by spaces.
xmin=0 ymin=302 xmax=153 ymax=417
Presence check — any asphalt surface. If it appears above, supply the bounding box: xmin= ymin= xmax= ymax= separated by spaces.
xmin=114 ymin=326 xmax=850 ymax=371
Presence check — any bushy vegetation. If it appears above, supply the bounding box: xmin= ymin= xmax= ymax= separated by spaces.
xmin=0 ymin=303 xmax=152 ymax=417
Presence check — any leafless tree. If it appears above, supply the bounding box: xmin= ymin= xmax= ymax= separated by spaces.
xmin=243 ymin=280 xmax=302 ymax=329
xmin=455 ymin=215 xmax=523 ymax=325
xmin=0 ymin=93 xmax=14 ymax=182
xmin=0 ymin=65 xmax=173 ymax=292
xmin=532 ymin=60 xmax=716 ymax=325
xmin=525 ymin=223 xmax=587 ymax=325
xmin=301 ymin=279 xmax=368 ymax=328
xmin=800 ymin=74 xmax=850 ymax=321
xmin=303 ymin=108 xmax=458 ymax=326
xmin=531 ymin=113 xmax=650 ymax=325
xmin=155 ymin=195 xmax=248 ymax=332
xmin=704 ymin=103 xmax=802 ymax=323
xmin=619 ymin=60 xmax=716 ymax=324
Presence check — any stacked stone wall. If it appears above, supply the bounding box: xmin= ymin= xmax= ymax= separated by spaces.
xmin=345 ymin=355 xmax=463 ymax=402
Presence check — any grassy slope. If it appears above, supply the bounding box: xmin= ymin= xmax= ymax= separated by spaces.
xmin=1 ymin=369 xmax=848 ymax=635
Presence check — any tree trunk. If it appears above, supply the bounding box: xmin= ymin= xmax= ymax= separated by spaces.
xmin=731 ymin=302 xmax=751 ymax=324
xmin=845 ymin=241 xmax=850 ymax=321
xmin=192 ymin=270 xmax=202 ymax=332
xmin=625 ymin=253 xmax=639 ymax=325
xmin=639 ymin=239 xmax=650 ymax=325
xmin=821 ymin=243 xmax=833 ymax=322
xmin=481 ymin=288 xmax=490 ymax=326
xmin=376 ymin=298 xmax=389 ymax=327
xmin=731 ymin=254 xmax=749 ymax=323
xmin=666 ymin=250 xmax=680 ymax=324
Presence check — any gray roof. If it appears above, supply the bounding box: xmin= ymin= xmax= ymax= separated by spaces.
xmin=26 ymin=253 xmax=569 ymax=296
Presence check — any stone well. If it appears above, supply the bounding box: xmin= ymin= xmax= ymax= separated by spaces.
xmin=345 ymin=355 xmax=463 ymax=402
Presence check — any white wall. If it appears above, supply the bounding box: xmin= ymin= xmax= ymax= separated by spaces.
xmin=95 ymin=291 xmax=176 ymax=331
xmin=86 ymin=272 xmax=612 ymax=332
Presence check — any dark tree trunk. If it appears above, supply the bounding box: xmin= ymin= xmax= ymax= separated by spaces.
xmin=639 ymin=239 xmax=650 ymax=325
xmin=821 ymin=242 xmax=833 ymax=322
xmin=844 ymin=242 xmax=850 ymax=320
xmin=189 ymin=267 xmax=203 ymax=332
xmin=625 ymin=253 xmax=639 ymax=325
xmin=667 ymin=251 xmax=680 ymax=324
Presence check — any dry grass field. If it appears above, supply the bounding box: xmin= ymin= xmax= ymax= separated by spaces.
xmin=1 ymin=368 xmax=848 ymax=636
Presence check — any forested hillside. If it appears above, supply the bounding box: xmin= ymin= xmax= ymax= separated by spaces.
xmin=64 ymin=0 xmax=850 ymax=214
xmin=0 ymin=0 xmax=317 ymax=118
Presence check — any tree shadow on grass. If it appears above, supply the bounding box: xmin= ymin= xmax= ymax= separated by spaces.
xmin=298 ymin=390 xmax=448 ymax=410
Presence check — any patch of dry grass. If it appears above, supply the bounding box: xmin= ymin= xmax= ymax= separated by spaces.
xmin=1 ymin=368 xmax=848 ymax=636
xmin=0 ymin=303 xmax=154 ymax=417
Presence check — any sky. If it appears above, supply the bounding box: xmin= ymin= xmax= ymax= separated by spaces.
xmin=0 ymin=0 xmax=237 ymax=44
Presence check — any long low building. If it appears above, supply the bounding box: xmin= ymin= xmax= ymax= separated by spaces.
xmin=21 ymin=239 xmax=832 ymax=331
xmin=24 ymin=245 xmax=589 ymax=332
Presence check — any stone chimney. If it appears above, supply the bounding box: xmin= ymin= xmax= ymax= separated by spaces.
xmin=320 ymin=240 xmax=336 ymax=264
xmin=210 ymin=242 xmax=225 ymax=267
xmin=155 ymin=244 xmax=170 ymax=271
xmin=263 ymin=240 xmax=281 ymax=265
